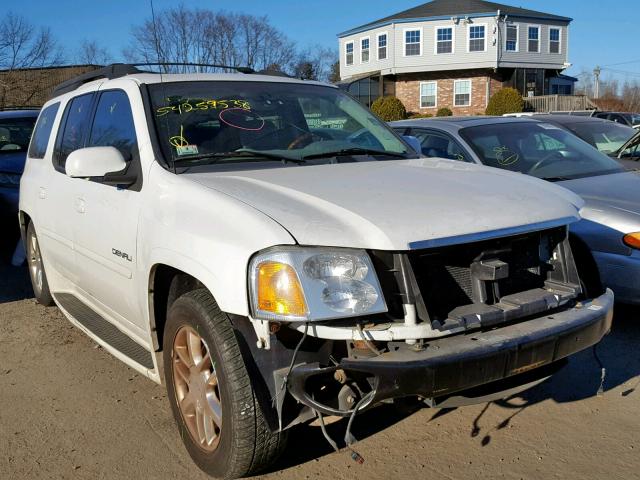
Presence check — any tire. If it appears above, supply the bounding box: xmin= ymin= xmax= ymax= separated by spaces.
xmin=25 ymin=222 xmax=54 ymax=306
xmin=163 ymin=289 xmax=286 ymax=479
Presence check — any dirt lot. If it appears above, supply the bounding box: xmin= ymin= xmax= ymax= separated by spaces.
xmin=1 ymin=257 xmax=639 ymax=480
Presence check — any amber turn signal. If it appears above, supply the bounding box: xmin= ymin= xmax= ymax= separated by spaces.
xmin=623 ymin=233 xmax=640 ymax=250
xmin=256 ymin=261 xmax=307 ymax=317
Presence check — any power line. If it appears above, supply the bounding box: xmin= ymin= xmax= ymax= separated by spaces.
xmin=601 ymin=59 xmax=640 ymax=68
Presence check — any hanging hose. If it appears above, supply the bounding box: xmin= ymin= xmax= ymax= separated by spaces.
xmin=592 ymin=343 xmax=606 ymax=396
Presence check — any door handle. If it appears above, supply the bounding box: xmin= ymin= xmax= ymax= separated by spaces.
xmin=75 ymin=198 xmax=86 ymax=214
xmin=39 ymin=187 xmax=46 ymax=199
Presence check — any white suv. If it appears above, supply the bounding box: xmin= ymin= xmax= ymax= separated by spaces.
xmin=20 ymin=65 xmax=614 ymax=478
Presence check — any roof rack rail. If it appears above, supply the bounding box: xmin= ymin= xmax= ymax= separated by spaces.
xmin=50 ymin=62 xmax=255 ymax=98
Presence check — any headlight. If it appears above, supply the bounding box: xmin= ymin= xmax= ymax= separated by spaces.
xmin=249 ymin=247 xmax=387 ymax=322
xmin=623 ymin=232 xmax=640 ymax=250
xmin=0 ymin=173 xmax=21 ymax=187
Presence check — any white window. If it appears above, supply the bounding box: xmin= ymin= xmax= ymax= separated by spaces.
xmin=468 ymin=25 xmax=486 ymax=52
xmin=420 ymin=82 xmax=437 ymax=108
xmin=404 ymin=29 xmax=421 ymax=56
xmin=345 ymin=42 xmax=354 ymax=66
xmin=454 ymin=80 xmax=471 ymax=107
xmin=436 ymin=27 xmax=453 ymax=54
xmin=506 ymin=24 xmax=518 ymax=52
xmin=361 ymin=37 xmax=370 ymax=63
xmin=528 ymin=26 xmax=540 ymax=52
xmin=377 ymin=33 xmax=388 ymax=60
xmin=549 ymin=28 xmax=561 ymax=54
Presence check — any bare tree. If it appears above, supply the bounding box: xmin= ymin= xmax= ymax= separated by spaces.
xmin=0 ymin=12 xmax=64 ymax=107
xmin=294 ymin=45 xmax=338 ymax=82
xmin=125 ymin=7 xmax=296 ymax=74
xmin=77 ymin=40 xmax=112 ymax=66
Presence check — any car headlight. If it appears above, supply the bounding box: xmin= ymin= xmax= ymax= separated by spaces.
xmin=249 ymin=247 xmax=387 ymax=322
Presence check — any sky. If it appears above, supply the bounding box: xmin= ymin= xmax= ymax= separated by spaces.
xmin=15 ymin=0 xmax=640 ymax=83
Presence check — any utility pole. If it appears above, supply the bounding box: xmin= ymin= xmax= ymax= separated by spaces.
xmin=593 ymin=66 xmax=601 ymax=99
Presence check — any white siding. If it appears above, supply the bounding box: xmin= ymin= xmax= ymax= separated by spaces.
xmin=339 ymin=17 xmax=570 ymax=81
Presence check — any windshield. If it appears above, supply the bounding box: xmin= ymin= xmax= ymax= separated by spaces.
xmin=148 ymin=81 xmax=409 ymax=169
xmin=564 ymin=121 xmax=636 ymax=154
xmin=0 ymin=116 xmax=36 ymax=154
xmin=459 ymin=122 xmax=623 ymax=181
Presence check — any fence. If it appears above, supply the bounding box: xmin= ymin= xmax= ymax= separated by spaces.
xmin=522 ymin=95 xmax=598 ymax=113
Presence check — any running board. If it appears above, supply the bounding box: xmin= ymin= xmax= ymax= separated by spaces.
xmin=54 ymin=293 xmax=154 ymax=369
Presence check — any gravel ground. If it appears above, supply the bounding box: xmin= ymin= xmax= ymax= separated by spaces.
xmin=0 ymin=261 xmax=639 ymax=480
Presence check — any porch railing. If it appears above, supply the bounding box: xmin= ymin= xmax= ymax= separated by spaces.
xmin=522 ymin=95 xmax=598 ymax=113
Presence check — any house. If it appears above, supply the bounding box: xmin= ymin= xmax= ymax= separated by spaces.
xmin=337 ymin=0 xmax=574 ymax=114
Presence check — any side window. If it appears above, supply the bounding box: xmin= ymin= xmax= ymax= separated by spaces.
xmin=88 ymin=90 xmax=138 ymax=162
xmin=413 ymin=130 xmax=468 ymax=162
xmin=55 ymin=93 xmax=94 ymax=170
xmin=29 ymin=103 xmax=60 ymax=159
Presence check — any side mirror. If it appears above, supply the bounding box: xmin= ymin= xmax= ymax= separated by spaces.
xmin=402 ymin=135 xmax=422 ymax=156
xmin=66 ymin=147 xmax=136 ymax=186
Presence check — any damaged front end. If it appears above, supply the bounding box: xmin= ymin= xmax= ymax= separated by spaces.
xmin=235 ymin=226 xmax=613 ymax=432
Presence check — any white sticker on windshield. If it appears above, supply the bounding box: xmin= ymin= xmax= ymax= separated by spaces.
xmin=176 ymin=145 xmax=199 ymax=156
xmin=538 ymin=123 xmax=562 ymax=130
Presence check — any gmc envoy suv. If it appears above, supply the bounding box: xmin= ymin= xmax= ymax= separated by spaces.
xmin=19 ymin=64 xmax=613 ymax=479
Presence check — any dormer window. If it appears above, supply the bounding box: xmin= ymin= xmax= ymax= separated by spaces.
xmin=361 ymin=38 xmax=370 ymax=63
xmin=405 ymin=29 xmax=422 ymax=56
xmin=468 ymin=25 xmax=485 ymax=52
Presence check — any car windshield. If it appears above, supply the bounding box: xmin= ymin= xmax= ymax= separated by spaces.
xmin=0 ymin=116 xmax=36 ymax=154
xmin=564 ymin=121 xmax=636 ymax=154
xmin=459 ymin=122 xmax=624 ymax=181
xmin=148 ymin=81 xmax=409 ymax=169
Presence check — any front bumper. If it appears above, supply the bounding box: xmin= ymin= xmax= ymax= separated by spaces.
xmin=288 ymin=289 xmax=614 ymax=415
xmin=593 ymin=250 xmax=640 ymax=305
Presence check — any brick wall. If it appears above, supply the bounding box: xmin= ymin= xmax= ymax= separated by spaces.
xmin=0 ymin=65 xmax=100 ymax=109
xmin=394 ymin=69 xmax=505 ymax=116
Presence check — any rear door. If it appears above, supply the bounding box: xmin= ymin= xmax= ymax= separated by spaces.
xmin=70 ymin=88 xmax=145 ymax=333
xmin=39 ymin=93 xmax=95 ymax=283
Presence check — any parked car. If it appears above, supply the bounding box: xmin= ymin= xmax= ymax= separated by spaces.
xmin=530 ymin=115 xmax=640 ymax=169
xmin=529 ymin=114 xmax=636 ymax=155
xmin=20 ymin=65 xmax=613 ymax=479
xmin=0 ymin=109 xmax=38 ymax=216
xmin=392 ymin=116 xmax=640 ymax=304
xmin=593 ymin=111 xmax=640 ymax=127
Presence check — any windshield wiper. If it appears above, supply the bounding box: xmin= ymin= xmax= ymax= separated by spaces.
xmin=172 ymin=149 xmax=305 ymax=166
xmin=542 ymin=176 xmax=572 ymax=182
xmin=301 ymin=147 xmax=408 ymax=161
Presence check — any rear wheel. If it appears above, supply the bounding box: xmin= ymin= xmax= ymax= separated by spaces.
xmin=163 ymin=288 xmax=286 ymax=479
xmin=26 ymin=222 xmax=54 ymax=306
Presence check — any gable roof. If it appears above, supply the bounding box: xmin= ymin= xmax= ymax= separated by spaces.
xmin=339 ymin=0 xmax=572 ymax=37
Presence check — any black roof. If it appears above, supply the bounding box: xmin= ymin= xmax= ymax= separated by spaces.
xmin=340 ymin=0 xmax=572 ymax=36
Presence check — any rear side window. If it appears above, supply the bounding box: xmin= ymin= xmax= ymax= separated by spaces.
xmin=88 ymin=90 xmax=138 ymax=161
xmin=29 ymin=103 xmax=60 ymax=159
xmin=55 ymin=93 xmax=94 ymax=170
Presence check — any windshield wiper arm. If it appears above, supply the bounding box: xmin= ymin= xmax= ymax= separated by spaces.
xmin=301 ymin=147 xmax=407 ymax=161
xmin=172 ymin=149 xmax=304 ymax=166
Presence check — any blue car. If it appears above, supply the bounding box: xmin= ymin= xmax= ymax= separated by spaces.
xmin=0 ymin=109 xmax=39 ymax=217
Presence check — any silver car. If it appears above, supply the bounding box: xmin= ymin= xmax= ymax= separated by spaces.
xmin=392 ymin=116 xmax=640 ymax=304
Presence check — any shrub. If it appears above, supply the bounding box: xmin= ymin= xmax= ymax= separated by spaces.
xmin=371 ymin=96 xmax=407 ymax=121
xmin=409 ymin=113 xmax=434 ymax=119
xmin=436 ymin=107 xmax=453 ymax=117
xmin=485 ymin=88 xmax=524 ymax=116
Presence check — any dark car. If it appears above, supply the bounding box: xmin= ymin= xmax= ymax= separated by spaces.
xmin=0 ymin=109 xmax=38 ymax=261
xmin=531 ymin=115 xmax=640 ymax=169
xmin=0 ymin=109 xmax=39 ymax=216
xmin=593 ymin=111 xmax=640 ymax=128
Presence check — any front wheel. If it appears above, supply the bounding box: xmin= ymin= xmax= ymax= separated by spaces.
xmin=163 ymin=289 xmax=286 ymax=479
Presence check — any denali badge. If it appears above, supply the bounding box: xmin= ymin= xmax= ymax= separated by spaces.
xmin=112 ymin=248 xmax=133 ymax=262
